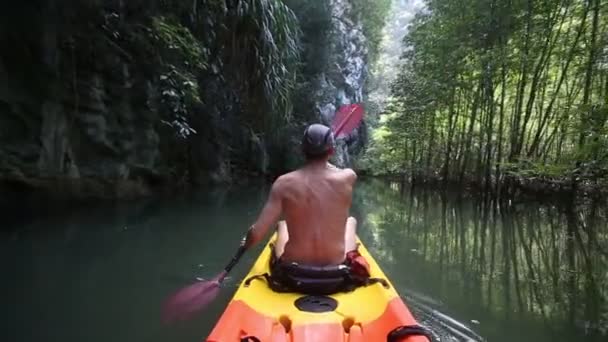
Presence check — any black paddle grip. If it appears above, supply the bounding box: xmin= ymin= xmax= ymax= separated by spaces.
xmin=224 ymin=245 xmax=247 ymax=273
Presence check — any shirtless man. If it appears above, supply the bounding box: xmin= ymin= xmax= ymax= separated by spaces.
xmin=242 ymin=123 xmax=358 ymax=266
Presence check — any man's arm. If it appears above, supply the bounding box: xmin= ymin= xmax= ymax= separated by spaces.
xmin=242 ymin=178 xmax=284 ymax=249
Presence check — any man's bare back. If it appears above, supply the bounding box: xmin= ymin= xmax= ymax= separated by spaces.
xmin=274 ymin=162 xmax=357 ymax=265
xmin=243 ymin=123 xmax=358 ymax=266
xmin=244 ymin=161 xmax=357 ymax=266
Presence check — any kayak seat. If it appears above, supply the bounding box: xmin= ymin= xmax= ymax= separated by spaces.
xmin=245 ymin=243 xmax=385 ymax=295
xmin=269 ymin=258 xmax=357 ymax=295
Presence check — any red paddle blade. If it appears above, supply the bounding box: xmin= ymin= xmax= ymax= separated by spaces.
xmin=161 ymin=271 xmax=226 ymax=325
xmin=331 ymin=103 xmax=364 ymax=138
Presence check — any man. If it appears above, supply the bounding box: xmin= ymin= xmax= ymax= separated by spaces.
xmin=241 ymin=123 xmax=369 ymax=290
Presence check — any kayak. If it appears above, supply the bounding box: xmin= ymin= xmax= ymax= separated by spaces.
xmin=206 ymin=233 xmax=431 ymax=342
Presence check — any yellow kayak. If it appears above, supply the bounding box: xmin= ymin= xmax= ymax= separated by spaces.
xmin=207 ymin=233 xmax=432 ymax=342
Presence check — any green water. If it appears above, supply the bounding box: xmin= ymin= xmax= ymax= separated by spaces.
xmin=1 ymin=179 xmax=606 ymax=342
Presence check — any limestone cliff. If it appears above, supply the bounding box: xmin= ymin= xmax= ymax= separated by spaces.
xmin=0 ymin=0 xmax=383 ymax=198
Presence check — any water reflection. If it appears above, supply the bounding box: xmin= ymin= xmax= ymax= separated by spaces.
xmin=354 ymin=179 xmax=608 ymax=342
xmin=2 ymin=180 xmax=607 ymax=342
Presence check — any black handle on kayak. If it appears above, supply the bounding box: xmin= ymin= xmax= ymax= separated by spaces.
xmin=240 ymin=337 xmax=261 ymax=342
xmin=387 ymin=325 xmax=435 ymax=342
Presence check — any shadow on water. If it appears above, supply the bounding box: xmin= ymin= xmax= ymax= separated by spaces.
xmin=0 ymin=183 xmax=270 ymax=342
xmin=353 ymin=179 xmax=608 ymax=342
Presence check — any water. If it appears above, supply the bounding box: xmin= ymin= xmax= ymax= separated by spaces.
xmin=1 ymin=179 xmax=606 ymax=342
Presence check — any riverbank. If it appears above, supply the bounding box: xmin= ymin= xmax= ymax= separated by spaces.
xmin=0 ymin=172 xmax=276 ymax=233
xmin=0 ymin=167 xmax=277 ymax=202
xmin=4 ymin=166 xmax=606 ymax=203
xmin=358 ymin=171 xmax=608 ymax=203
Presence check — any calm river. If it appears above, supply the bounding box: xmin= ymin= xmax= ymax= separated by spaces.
xmin=1 ymin=179 xmax=606 ymax=341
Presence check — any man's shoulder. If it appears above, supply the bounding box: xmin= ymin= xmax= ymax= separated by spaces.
xmin=275 ymin=170 xmax=299 ymax=182
xmin=342 ymin=167 xmax=357 ymax=178
xmin=336 ymin=167 xmax=357 ymax=184
xmin=271 ymin=172 xmax=296 ymax=191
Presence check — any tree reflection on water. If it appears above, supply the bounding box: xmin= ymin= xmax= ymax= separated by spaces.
xmin=353 ymin=179 xmax=607 ymax=342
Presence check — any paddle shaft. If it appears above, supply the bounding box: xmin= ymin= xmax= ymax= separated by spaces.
xmin=224 ymin=245 xmax=247 ymax=275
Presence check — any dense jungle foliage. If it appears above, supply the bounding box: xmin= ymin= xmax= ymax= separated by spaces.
xmin=363 ymin=0 xmax=608 ymax=195
xmin=0 ymin=0 xmax=391 ymax=196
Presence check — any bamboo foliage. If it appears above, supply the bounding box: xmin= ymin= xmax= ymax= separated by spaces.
xmin=223 ymin=0 xmax=300 ymax=132
xmin=363 ymin=0 xmax=608 ymax=191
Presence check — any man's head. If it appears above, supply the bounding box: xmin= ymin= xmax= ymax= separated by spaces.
xmin=302 ymin=123 xmax=335 ymax=161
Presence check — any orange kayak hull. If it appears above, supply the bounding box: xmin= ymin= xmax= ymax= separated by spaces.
xmin=207 ymin=234 xmax=429 ymax=342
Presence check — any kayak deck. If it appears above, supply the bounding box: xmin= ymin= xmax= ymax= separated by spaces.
xmin=207 ymin=234 xmax=429 ymax=342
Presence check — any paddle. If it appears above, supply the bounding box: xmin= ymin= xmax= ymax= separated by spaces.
xmin=161 ymin=103 xmax=365 ymax=325
xmin=332 ymin=103 xmax=364 ymax=139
